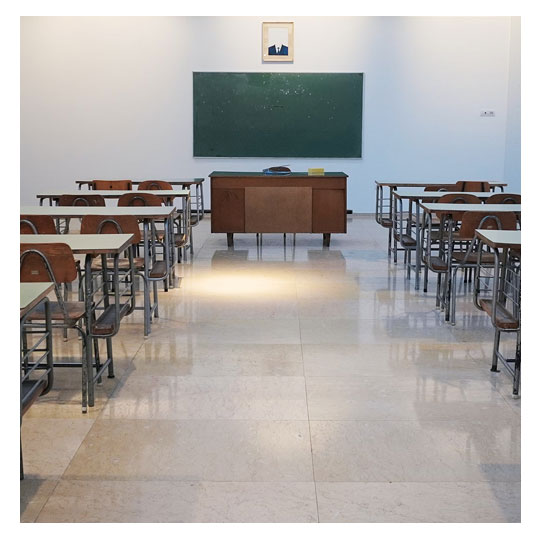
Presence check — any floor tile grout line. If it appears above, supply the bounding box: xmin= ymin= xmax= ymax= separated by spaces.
xmin=295 ymin=272 xmax=321 ymax=524
xmin=33 ymin=332 xmax=148 ymax=522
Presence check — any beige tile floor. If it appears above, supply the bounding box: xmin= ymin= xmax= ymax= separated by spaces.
xmin=20 ymin=215 xmax=520 ymax=523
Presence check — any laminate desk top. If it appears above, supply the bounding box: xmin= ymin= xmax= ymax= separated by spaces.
xmin=76 ymin=179 xmax=204 ymax=187
xmin=393 ymin=189 xmax=496 ymax=200
xmin=21 ymin=234 xmax=134 ymax=255
xmin=210 ymin=171 xmax=348 ymax=178
xmin=20 ymin=282 xmax=54 ymax=317
xmin=37 ymin=190 xmax=190 ymax=199
xmin=475 ymin=230 xmax=521 ymax=249
xmin=376 ymin=180 xmax=507 ymax=188
xmin=420 ymin=203 xmax=521 ymax=214
xmin=21 ymin=206 xmax=176 ymax=220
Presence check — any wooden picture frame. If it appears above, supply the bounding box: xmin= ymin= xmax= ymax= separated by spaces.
xmin=262 ymin=22 xmax=294 ymax=62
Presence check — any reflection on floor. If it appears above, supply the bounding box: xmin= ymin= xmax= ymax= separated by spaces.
xmin=21 ymin=215 xmax=520 ymax=523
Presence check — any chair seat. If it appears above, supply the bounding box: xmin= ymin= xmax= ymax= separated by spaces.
xmin=92 ymin=303 xmax=130 ymax=335
xmin=91 ymin=257 xmax=145 ymax=271
xmin=424 ymin=255 xmax=447 ymax=271
xmin=26 ymin=301 xmax=85 ymax=326
xmin=393 ymin=233 xmax=416 ymax=247
xmin=157 ymin=232 xmax=188 ymax=247
xmin=149 ymin=261 xmax=167 ymax=279
xmin=380 ymin=218 xmax=392 ymax=228
xmin=452 ymin=252 xmax=496 ymax=264
xmin=479 ymin=299 xmax=519 ymax=330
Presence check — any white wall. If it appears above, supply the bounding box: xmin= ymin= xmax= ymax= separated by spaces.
xmin=503 ymin=17 xmax=521 ymax=190
xmin=21 ymin=16 xmax=520 ymax=210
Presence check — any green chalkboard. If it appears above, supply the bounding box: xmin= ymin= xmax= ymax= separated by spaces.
xmin=193 ymin=72 xmax=363 ymax=158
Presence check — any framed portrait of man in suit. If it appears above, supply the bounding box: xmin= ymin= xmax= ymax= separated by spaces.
xmin=262 ymin=22 xmax=294 ymax=62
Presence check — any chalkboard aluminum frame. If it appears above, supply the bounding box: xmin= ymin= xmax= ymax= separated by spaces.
xmin=193 ymin=72 xmax=364 ymax=159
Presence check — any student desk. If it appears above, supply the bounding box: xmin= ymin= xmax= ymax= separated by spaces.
xmin=21 ymin=282 xmax=54 ymax=317
xmin=474 ymin=229 xmax=521 ymax=396
xmin=75 ymin=179 xmax=205 ymax=225
xmin=21 ymin=206 xmax=175 ymax=337
xmin=38 ymin=190 xmax=192 ymax=258
xmin=21 ymin=234 xmax=134 ymax=411
xmin=419 ymin=203 xmax=521 ymax=322
xmin=374 ymin=181 xmax=507 ymax=261
xmin=37 ymin=189 xmax=189 ymax=205
xmin=210 ymin=171 xmax=348 ymax=246
xmin=393 ymin=189 xmax=495 ymax=290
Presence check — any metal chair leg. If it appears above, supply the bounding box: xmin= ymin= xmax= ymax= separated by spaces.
xmin=491 ymin=329 xmax=501 ymax=372
xmin=513 ymin=332 xmax=521 ymax=396
xmin=107 ymin=337 xmax=115 ymax=378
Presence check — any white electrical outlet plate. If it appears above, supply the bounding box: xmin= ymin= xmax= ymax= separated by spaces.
xmin=480 ymin=110 xmax=495 ymax=117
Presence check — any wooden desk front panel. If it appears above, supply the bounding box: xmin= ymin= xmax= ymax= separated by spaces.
xmin=211 ymin=175 xmax=347 ymax=234
xmin=245 ymin=187 xmax=312 ymax=233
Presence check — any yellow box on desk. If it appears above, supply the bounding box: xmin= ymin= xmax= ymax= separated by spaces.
xmin=308 ymin=168 xmax=325 ymax=176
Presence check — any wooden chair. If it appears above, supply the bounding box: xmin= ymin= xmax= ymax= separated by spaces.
xmin=57 ymin=194 xmax=106 ymax=206
xmin=20 ymin=243 xmax=94 ymax=411
xmin=455 ymin=180 xmax=491 ymax=192
xmin=92 ymin=180 xmax=132 ymax=190
xmin=137 ymin=181 xmax=175 ymax=207
xmin=117 ymin=193 xmax=163 ymax=207
xmin=436 ymin=193 xmax=482 ymax=205
xmin=138 ymin=180 xmax=173 ymax=190
xmin=485 ymin=193 xmax=521 ymax=204
xmin=55 ymin=194 xmax=106 ymax=234
xmin=423 ymin=193 xmax=482 ymax=297
xmin=20 ymin=215 xmax=56 ymax=234
xmin=81 ymin=215 xmax=164 ymax=336
xmin=447 ymin=211 xmax=518 ymax=325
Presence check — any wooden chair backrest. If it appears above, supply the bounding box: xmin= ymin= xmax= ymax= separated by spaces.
xmin=459 ymin=211 xmax=518 ymax=240
xmin=20 ymin=215 xmax=57 ymax=234
xmin=455 ymin=181 xmax=491 ymax=192
xmin=92 ymin=180 xmax=132 ymax=191
xmin=57 ymin=194 xmax=106 ymax=206
xmin=20 ymin=243 xmax=78 ymax=284
xmin=485 ymin=193 xmax=521 ymax=204
xmin=437 ymin=193 xmax=482 ymax=204
xmin=117 ymin=193 xmax=163 ymax=207
xmin=138 ymin=180 xmax=173 ymax=190
xmin=80 ymin=215 xmax=141 ymax=244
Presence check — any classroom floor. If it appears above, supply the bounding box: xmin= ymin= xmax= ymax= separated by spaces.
xmin=20 ymin=215 xmax=520 ymax=523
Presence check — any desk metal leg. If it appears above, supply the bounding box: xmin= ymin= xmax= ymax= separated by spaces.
xmin=199 ymin=183 xmax=204 ymax=220
xmin=227 ymin=233 xmax=234 ymax=247
xmin=83 ymin=254 xmax=93 ymax=410
xmin=143 ymin=220 xmax=151 ymax=337
xmin=415 ymin=200 xmax=421 ymax=290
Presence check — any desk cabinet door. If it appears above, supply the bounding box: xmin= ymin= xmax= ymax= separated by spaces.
xmin=312 ymin=188 xmax=346 ymax=233
xmin=211 ymin=188 xmax=245 ymax=232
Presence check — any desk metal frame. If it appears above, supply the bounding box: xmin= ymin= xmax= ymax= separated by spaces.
xmin=20 ymin=283 xmax=54 ymax=479
xmin=37 ymin=190 xmax=192 ymax=262
xmin=393 ymin=190 xmax=494 ymax=290
xmin=375 ymin=181 xmax=507 ymax=264
xmin=418 ymin=204 xmax=521 ymax=324
xmin=21 ymin=207 xmax=175 ymax=338
xmin=21 ymin=234 xmax=135 ymax=410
